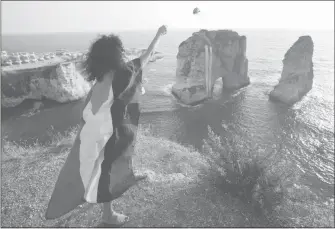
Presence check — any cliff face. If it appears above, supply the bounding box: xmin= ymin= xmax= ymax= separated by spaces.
xmin=1 ymin=48 xmax=163 ymax=108
xmin=172 ymin=29 xmax=249 ymax=105
xmin=269 ymin=36 xmax=314 ymax=104
xmin=1 ymin=61 xmax=91 ymax=108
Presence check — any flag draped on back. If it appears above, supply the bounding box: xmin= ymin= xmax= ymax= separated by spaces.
xmin=45 ymin=58 xmax=143 ymax=219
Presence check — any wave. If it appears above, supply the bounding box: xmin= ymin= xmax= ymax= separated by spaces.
xmin=161 ymin=83 xmax=173 ymax=95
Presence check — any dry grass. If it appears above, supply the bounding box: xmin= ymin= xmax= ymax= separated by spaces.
xmin=1 ymin=124 xmax=270 ymax=227
xmin=202 ymin=125 xmax=334 ymax=228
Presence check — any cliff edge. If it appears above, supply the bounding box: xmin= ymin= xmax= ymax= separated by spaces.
xmin=1 ymin=49 xmax=164 ymax=108
xmin=1 ymin=60 xmax=91 ymax=108
xmin=269 ymin=36 xmax=314 ymax=104
xmin=172 ymin=29 xmax=249 ymax=105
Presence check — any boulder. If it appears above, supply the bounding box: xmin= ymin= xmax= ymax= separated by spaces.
xmin=269 ymin=36 xmax=314 ymax=104
xmin=172 ymin=29 xmax=250 ymax=105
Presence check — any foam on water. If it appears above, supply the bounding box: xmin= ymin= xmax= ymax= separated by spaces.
xmin=161 ymin=83 xmax=173 ymax=95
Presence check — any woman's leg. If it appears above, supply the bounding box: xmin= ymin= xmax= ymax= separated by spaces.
xmin=102 ymin=201 xmax=129 ymax=225
xmin=130 ymin=154 xmax=148 ymax=181
xmin=101 ymin=143 xmax=146 ymax=225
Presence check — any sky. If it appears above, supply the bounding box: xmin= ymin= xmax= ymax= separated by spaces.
xmin=2 ymin=1 xmax=334 ymax=34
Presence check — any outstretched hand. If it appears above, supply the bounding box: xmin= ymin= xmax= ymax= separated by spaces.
xmin=157 ymin=25 xmax=167 ymax=36
xmin=140 ymin=25 xmax=167 ymax=68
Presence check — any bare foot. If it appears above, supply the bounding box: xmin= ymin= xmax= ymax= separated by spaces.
xmin=134 ymin=173 xmax=147 ymax=181
xmin=103 ymin=211 xmax=129 ymax=226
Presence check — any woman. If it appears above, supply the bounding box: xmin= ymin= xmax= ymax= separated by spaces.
xmin=46 ymin=25 xmax=167 ymax=225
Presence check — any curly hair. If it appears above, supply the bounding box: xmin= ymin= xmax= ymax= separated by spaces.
xmin=83 ymin=34 xmax=127 ymax=82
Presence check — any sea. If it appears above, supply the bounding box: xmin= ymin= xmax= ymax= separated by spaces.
xmin=1 ymin=29 xmax=334 ymax=202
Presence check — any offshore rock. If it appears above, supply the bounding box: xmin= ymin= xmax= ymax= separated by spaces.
xmin=269 ymin=36 xmax=314 ymax=104
xmin=172 ymin=29 xmax=249 ymax=105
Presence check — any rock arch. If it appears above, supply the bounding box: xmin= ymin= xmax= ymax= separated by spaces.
xmin=172 ymin=30 xmax=250 ymax=105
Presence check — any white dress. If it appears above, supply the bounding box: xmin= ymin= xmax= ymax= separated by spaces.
xmin=79 ymin=87 xmax=114 ymax=203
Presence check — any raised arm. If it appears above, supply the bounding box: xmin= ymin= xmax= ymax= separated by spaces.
xmin=140 ymin=25 xmax=167 ymax=68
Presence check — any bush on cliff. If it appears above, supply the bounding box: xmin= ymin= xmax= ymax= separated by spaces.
xmin=202 ymin=125 xmax=334 ymax=227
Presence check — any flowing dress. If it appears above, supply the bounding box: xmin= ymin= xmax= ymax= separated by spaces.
xmin=45 ymin=58 xmax=143 ymax=219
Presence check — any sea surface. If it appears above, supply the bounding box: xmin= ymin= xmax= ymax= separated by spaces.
xmin=2 ymin=29 xmax=334 ymax=202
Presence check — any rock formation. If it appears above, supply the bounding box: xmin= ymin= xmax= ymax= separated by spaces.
xmin=1 ymin=62 xmax=91 ymax=108
xmin=269 ymin=36 xmax=314 ymax=104
xmin=172 ymin=29 xmax=250 ymax=105
xmin=1 ymin=48 xmax=163 ymax=108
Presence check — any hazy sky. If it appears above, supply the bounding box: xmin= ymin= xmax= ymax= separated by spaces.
xmin=2 ymin=1 xmax=334 ymax=34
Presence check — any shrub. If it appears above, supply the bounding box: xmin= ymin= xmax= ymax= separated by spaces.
xmin=201 ymin=125 xmax=334 ymax=227
xmin=202 ymin=125 xmax=292 ymax=216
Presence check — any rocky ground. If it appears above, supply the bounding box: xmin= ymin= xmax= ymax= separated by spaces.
xmin=1 ymin=125 xmax=270 ymax=227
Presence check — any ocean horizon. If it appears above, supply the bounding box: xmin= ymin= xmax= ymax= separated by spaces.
xmin=3 ymin=27 xmax=334 ymax=34
xmin=2 ymin=28 xmax=334 ymax=53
